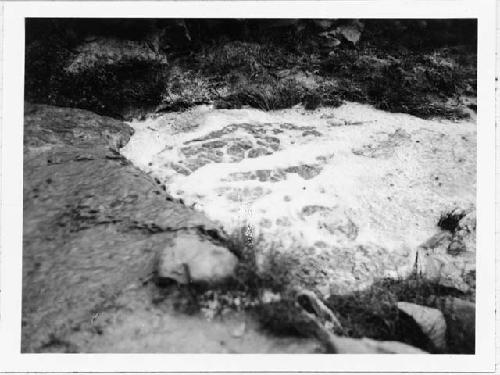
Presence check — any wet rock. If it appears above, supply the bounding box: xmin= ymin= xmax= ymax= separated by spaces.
xmin=248 ymin=147 xmax=270 ymax=158
xmin=269 ymin=169 xmax=288 ymax=182
xmin=202 ymin=140 xmax=226 ymax=149
xmin=296 ymin=164 xmax=323 ymax=179
xmin=397 ymin=302 xmax=447 ymax=352
xmin=180 ymin=145 xmax=200 ymax=156
xmin=227 ymin=142 xmax=251 ymax=160
xmin=157 ymin=230 xmax=238 ymax=284
xmin=302 ymin=129 xmax=322 ymax=137
xmin=285 ymin=164 xmax=322 ymax=180
xmin=201 ymin=150 xmax=224 ymax=163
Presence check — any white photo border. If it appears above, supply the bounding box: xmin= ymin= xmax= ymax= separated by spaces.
xmin=1 ymin=1 xmax=496 ymax=372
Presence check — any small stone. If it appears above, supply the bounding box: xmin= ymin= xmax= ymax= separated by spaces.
xmin=262 ymin=289 xmax=281 ymax=304
xmin=231 ymin=322 xmax=246 ymax=338
xmin=157 ymin=230 xmax=238 ymax=284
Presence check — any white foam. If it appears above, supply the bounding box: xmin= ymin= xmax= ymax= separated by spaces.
xmin=122 ymin=103 xmax=476 ymax=258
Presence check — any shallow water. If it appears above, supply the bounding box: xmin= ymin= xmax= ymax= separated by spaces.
xmin=121 ymin=103 xmax=476 ymax=294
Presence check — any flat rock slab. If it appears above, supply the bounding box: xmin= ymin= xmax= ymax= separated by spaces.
xmin=22 ymin=104 xmax=221 ymax=353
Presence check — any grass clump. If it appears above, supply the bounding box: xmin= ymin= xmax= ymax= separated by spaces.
xmin=216 ymin=80 xmax=305 ymax=111
xmin=157 ymin=225 xmax=313 ymax=337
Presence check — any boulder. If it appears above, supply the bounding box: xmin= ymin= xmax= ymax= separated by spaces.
xmin=397 ymin=301 xmax=447 ymax=352
xmin=157 ymin=230 xmax=238 ymax=284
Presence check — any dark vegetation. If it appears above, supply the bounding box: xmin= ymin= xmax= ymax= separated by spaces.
xmin=25 ymin=18 xmax=477 ymax=120
xmin=326 ymin=275 xmax=473 ymax=353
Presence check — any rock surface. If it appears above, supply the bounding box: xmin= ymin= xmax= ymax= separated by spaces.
xmin=416 ymin=207 xmax=476 ymax=293
xmin=157 ymin=229 xmax=238 ymax=284
xmin=397 ymin=302 xmax=447 ymax=352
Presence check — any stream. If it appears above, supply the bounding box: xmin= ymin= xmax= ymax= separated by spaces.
xmin=121 ymin=102 xmax=476 ymax=295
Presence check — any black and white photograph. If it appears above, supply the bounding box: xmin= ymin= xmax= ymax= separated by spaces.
xmin=0 ymin=0 xmax=496 ymax=371
xmin=20 ymin=16 xmax=480 ymax=355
